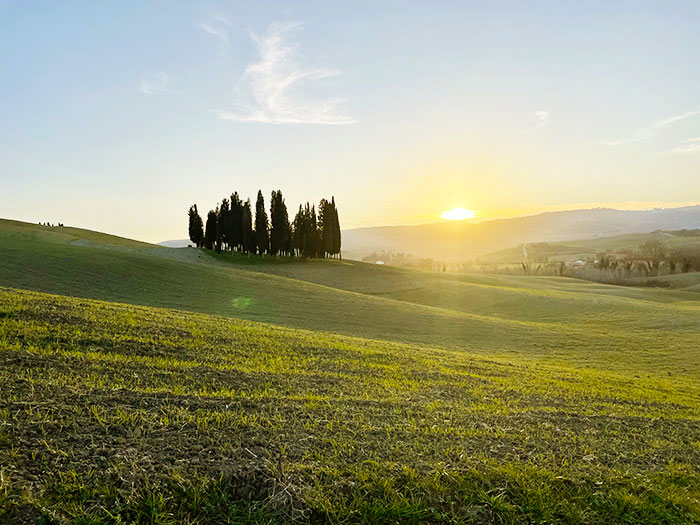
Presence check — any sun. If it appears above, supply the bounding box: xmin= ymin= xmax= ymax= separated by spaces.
xmin=440 ymin=207 xmax=476 ymax=221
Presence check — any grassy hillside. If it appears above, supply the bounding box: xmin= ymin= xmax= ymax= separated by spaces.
xmin=3 ymin=219 xmax=700 ymax=377
xmin=2 ymin=288 xmax=700 ymax=523
xmin=0 ymin=219 xmax=155 ymax=250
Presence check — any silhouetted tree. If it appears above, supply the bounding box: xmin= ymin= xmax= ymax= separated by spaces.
xmin=216 ymin=198 xmax=230 ymax=252
xmin=242 ymin=199 xmax=256 ymax=254
xmin=270 ymin=190 xmax=291 ymax=256
xmin=255 ymin=190 xmax=269 ymax=255
xmin=188 ymin=204 xmax=204 ymax=247
xmin=292 ymin=205 xmax=304 ymax=257
xmin=229 ymin=192 xmax=243 ymax=252
xmin=318 ymin=199 xmax=331 ymax=258
xmin=204 ymin=210 xmax=217 ymax=250
xmin=330 ymin=196 xmax=341 ymax=258
xmin=310 ymin=204 xmax=321 ymax=257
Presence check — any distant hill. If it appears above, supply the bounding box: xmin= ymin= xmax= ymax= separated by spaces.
xmin=342 ymin=206 xmax=700 ymax=261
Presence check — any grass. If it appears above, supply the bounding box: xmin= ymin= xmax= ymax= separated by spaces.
xmin=3 ymin=218 xmax=700 ymax=522
xmin=2 ymin=287 xmax=700 ymax=523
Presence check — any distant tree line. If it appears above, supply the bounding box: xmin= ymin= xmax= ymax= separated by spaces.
xmin=590 ymin=240 xmax=700 ymax=277
xmin=187 ymin=190 xmax=341 ymax=258
xmin=478 ymin=240 xmax=700 ymax=284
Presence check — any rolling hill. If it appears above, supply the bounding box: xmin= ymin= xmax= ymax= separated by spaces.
xmin=342 ymin=206 xmax=700 ymax=261
xmin=3 ymin=218 xmax=700 ymax=522
xmin=3 ymin=218 xmax=700 ymax=375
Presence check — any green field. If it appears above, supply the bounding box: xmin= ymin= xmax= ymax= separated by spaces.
xmin=2 ymin=219 xmax=700 ymax=523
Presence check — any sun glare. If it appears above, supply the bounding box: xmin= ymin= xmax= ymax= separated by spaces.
xmin=440 ymin=207 xmax=476 ymax=221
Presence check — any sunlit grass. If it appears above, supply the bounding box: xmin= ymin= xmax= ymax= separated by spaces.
xmin=2 ymin=288 xmax=700 ymax=522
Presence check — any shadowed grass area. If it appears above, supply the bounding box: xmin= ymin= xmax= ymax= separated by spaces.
xmin=1 ymin=288 xmax=700 ymax=523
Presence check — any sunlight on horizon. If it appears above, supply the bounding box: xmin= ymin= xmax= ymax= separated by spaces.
xmin=440 ymin=207 xmax=476 ymax=221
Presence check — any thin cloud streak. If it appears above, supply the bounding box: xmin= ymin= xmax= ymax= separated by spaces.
xmin=605 ymin=106 xmax=700 ymax=145
xmin=668 ymin=137 xmax=700 ymax=155
xmin=213 ymin=13 xmax=232 ymax=27
xmin=139 ymin=72 xmax=172 ymax=95
xmin=215 ymin=22 xmax=355 ymax=125
xmin=199 ymin=22 xmax=229 ymax=49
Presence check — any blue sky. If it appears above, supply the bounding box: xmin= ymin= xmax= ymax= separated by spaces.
xmin=2 ymin=1 xmax=700 ymax=241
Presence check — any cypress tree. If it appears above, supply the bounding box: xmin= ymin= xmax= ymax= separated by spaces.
xmin=281 ymin=196 xmax=291 ymax=256
xmin=269 ymin=191 xmax=279 ymax=255
xmin=204 ymin=210 xmax=217 ymax=250
xmin=302 ymin=203 xmax=311 ymax=258
xmin=310 ymin=204 xmax=321 ymax=258
xmin=331 ymin=196 xmax=341 ymax=258
xmin=255 ymin=190 xmax=269 ymax=255
xmin=270 ymin=190 xmax=291 ymax=256
xmin=318 ymin=199 xmax=333 ymax=258
xmin=242 ymin=199 xmax=255 ymax=254
xmin=217 ymin=198 xmax=230 ymax=251
xmin=188 ymin=204 xmax=204 ymax=247
xmin=229 ymin=192 xmax=243 ymax=252
xmin=292 ymin=205 xmax=303 ymax=257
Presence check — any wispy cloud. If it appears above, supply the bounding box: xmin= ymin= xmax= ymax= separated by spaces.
xmin=518 ymin=110 xmax=550 ymax=133
xmin=668 ymin=137 xmax=700 ymax=155
xmin=215 ymin=22 xmax=355 ymax=125
xmin=605 ymin=106 xmax=700 ymax=146
xmin=200 ymin=23 xmax=229 ymax=49
xmin=213 ymin=13 xmax=231 ymax=27
xmin=139 ymin=72 xmax=172 ymax=95
xmin=199 ymin=14 xmax=231 ymax=53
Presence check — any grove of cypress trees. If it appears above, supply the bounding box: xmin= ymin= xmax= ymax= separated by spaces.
xmin=193 ymin=189 xmax=339 ymax=259
xmin=255 ymin=190 xmax=269 ymax=255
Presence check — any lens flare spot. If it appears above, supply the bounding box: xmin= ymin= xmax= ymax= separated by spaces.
xmin=233 ymin=297 xmax=252 ymax=309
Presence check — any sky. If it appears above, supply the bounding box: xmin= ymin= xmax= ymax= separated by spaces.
xmin=1 ymin=1 xmax=700 ymax=242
